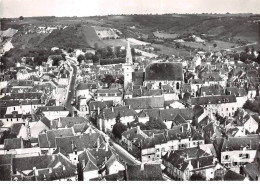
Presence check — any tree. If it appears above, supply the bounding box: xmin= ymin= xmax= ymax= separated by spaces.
xmin=19 ymin=16 xmax=24 ymax=20
xmin=146 ymin=117 xmax=167 ymax=130
xmin=116 ymin=76 xmax=124 ymax=85
xmin=85 ymin=53 xmax=93 ymax=60
xmin=245 ymin=46 xmax=250 ymax=53
xmin=190 ymin=172 xmax=206 ymax=181
xmin=52 ymin=55 xmax=63 ymax=66
xmin=213 ymin=43 xmax=217 ymax=48
xmin=112 ymin=113 xmax=127 ymax=139
xmin=101 ymin=74 xmax=115 ymax=88
xmin=175 ymin=42 xmax=181 ymax=49
xmin=77 ymin=54 xmax=85 ymax=64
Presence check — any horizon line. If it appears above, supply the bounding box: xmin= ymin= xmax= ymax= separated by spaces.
xmin=2 ymin=12 xmax=260 ymax=19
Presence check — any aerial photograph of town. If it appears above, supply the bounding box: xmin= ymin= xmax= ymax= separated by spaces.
xmin=0 ymin=0 xmax=260 ymax=181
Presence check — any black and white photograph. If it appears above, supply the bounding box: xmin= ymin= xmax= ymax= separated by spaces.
xmin=0 ymin=0 xmax=260 ymax=181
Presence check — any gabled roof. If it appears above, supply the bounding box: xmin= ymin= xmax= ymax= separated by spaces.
xmin=172 ymin=114 xmax=187 ymax=125
xmin=78 ymin=149 xmax=98 ymax=172
xmin=55 ymin=136 xmax=84 ymax=154
xmin=160 ymin=108 xmax=194 ymax=121
xmin=89 ymin=148 xmax=113 ymax=167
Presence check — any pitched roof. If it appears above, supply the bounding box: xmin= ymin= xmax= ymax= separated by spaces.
xmin=102 ymin=106 xmax=137 ymax=119
xmin=145 ymin=62 xmax=183 ymax=81
xmin=4 ymin=138 xmax=23 ymax=150
xmin=40 ymin=117 xmax=51 ymax=129
xmin=10 ymin=123 xmax=24 ymax=136
xmin=38 ymin=128 xmax=74 ymax=148
xmin=37 ymin=106 xmax=68 ymax=112
xmin=58 ymin=117 xmax=88 ymax=128
xmin=13 ymin=155 xmax=53 ymax=172
xmin=221 ymin=136 xmax=260 ymax=152
xmin=224 ymin=170 xmax=245 ymax=181
xmin=124 ymin=96 xmax=164 ymax=110
xmin=78 ymin=149 xmax=98 ymax=172
xmin=132 ymin=72 xmax=144 ymax=85
xmin=191 ymin=95 xmax=236 ymax=106
xmin=0 ymin=165 xmax=12 ymax=181
xmin=0 ymin=154 xmax=13 ymax=165
xmin=76 ymin=83 xmax=98 ymax=90
xmin=126 ymin=163 xmax=163 ymax=181
xmin=244 ymin=162 xmax=260 ymax=180
xmin=89 ymin=100 xmax=113 ymax=111
xmin=89 ymin=148 xmax=113 ymax=167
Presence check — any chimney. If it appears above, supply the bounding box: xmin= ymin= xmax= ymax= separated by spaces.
xmin=97 ymin=107 xmax=100 ymax=114
xmin=82 ymin=160 xmax=85 ymax=168
xmin=128 ymin=105 xmax=131 ymax=109
xmin=197 ymin=160 xmax=200 ymax=169
xmin=62 ymin=165 xmax=66 ymax=171
xmin=105 ymin=136 xmax=109 ymax=151
xmin=105 ymin=157 xmax=108 ymax=163
xmin=112 ymin=107 xmax=114 ymax=112
xmin=97 ymin=137 xmax=100 ymax=149
xmin=33 ymin=167 xmax=38 ymax=176
xmin=203 ymin=92 xmax=206 ymax=96
xmin=181 ymin=126 xmax=184 ymax=133
xmin=140 ymin=163 xmax=145 ymax=171
xmin=187 ymin=122 xmax=191 ymax=130
xmin=49 ymin=168 xmax=52 ymax=174
xmin=137 ymin=125 xmax=141 ymax=134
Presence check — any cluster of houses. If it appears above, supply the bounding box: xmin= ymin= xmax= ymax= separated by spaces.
xmin=0 ymin=36 xmax=260 ymax=181
xmin=72 ymin=41 xmax=260 ymax=180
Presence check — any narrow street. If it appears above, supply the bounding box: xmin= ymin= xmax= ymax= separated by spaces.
xmin=64 ymin=59 xmax=77 ymax=114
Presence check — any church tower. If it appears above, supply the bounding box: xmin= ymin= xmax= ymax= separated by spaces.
xmin=123 ymin=41 xmax=133 ymax=89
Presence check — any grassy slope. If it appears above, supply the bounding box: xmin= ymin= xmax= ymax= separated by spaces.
xmin=81 ymin=25 xmax=106 ymax=48
xmin=40 ymin=26 xmax=89 ymax=49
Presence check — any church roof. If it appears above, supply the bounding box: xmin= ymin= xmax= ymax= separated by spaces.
xmin=145 ymin=62 xmax=183 ymax=81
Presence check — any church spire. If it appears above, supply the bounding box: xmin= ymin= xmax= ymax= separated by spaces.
xmin=126 ymin=41 xmax=133 ymax=65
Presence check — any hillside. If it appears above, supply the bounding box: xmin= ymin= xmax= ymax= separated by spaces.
xmin=81 ymin=25 xmax=106 ymax=48
xmin=40 ymin=26 xmax=89 ymax=49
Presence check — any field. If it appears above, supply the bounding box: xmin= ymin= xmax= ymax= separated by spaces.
xmin=152 ymin=43 xmax=192 ymax=56
xmin=1 ymin=13 xmax=260 ymax=55
xmin=81 ymin=25 xmax=106 ymax=48
xmin=180 ymin=40 xmax=238 ymax=52
xmin=102 ymin=39 xmax=128 ymax=47
xmin=153 ymin=32 xmax=179 ymax=39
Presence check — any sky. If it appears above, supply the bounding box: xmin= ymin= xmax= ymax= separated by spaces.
xmin=1 ymin=0 xmax=260 ymax=18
